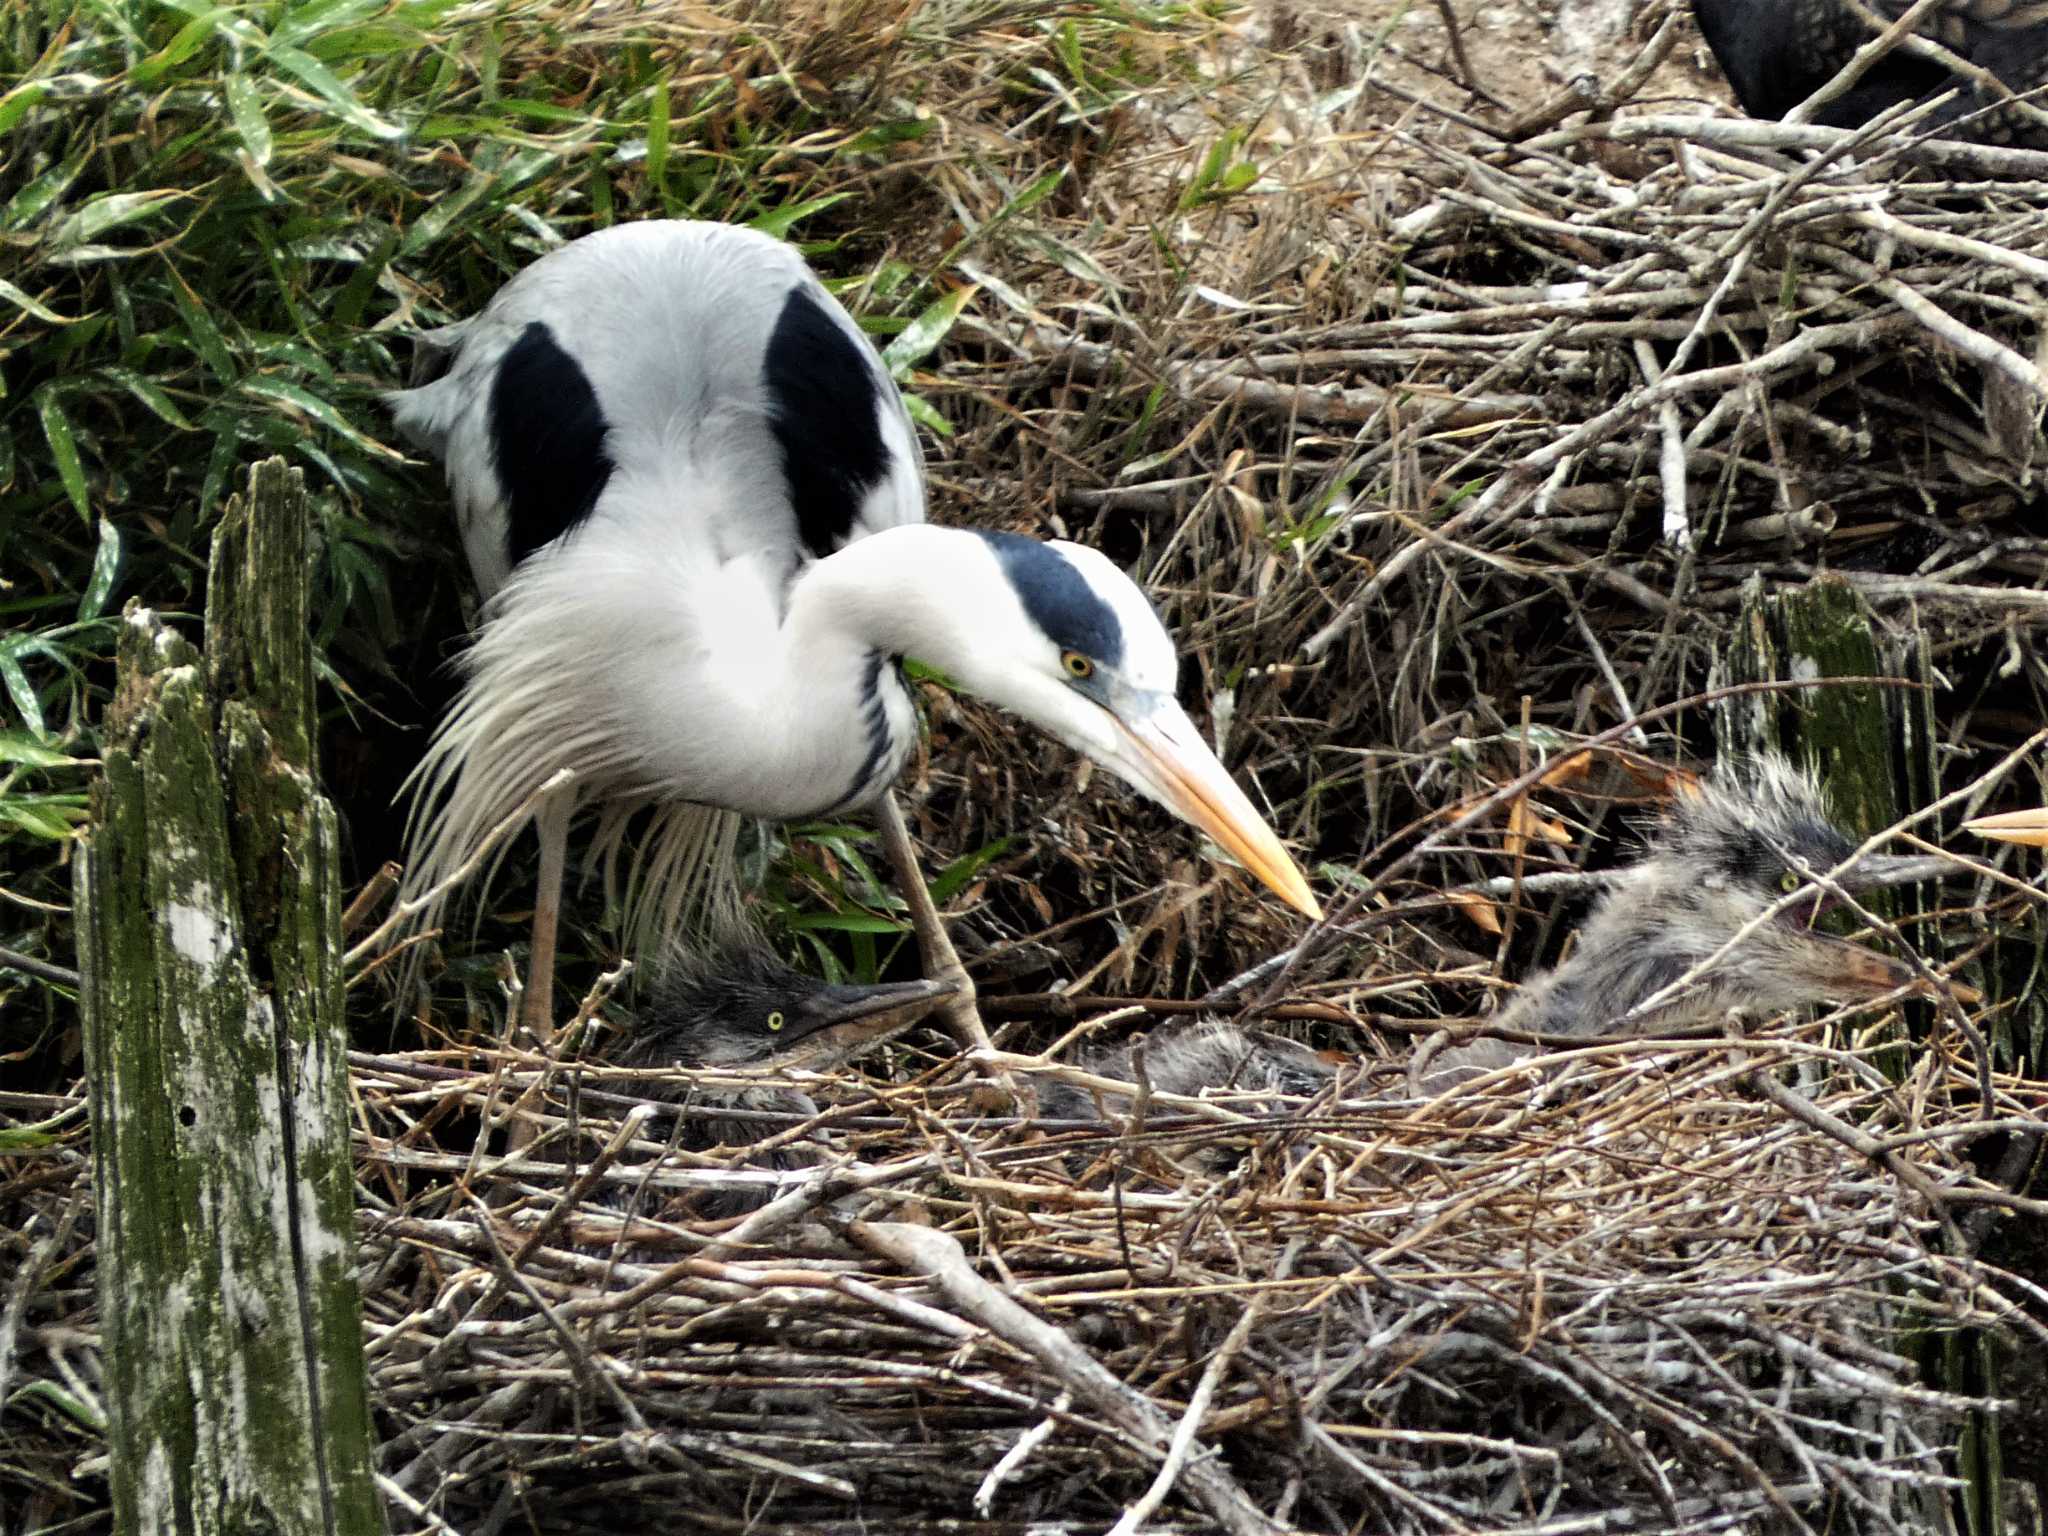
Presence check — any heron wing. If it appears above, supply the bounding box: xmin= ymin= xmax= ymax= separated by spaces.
xmin=385 ymin=220 xmax=925 ymax=606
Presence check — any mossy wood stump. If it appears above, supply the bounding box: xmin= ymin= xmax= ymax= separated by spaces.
xmin=74 ymin=460 xmax=380 ymax=1536
xmin=1714 ymin=573 xmax=2012 ymax=1534
xmin=1712 ymin=572 xmax=1931 ymax=827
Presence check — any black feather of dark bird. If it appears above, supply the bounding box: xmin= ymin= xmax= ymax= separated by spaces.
xmin=1692 ymin=0 xmax=2048 ymax=145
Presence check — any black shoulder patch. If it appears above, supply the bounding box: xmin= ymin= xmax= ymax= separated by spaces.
xmin=489 ymin=321 xmax=614 ymax=567
xmin=976 ymin=532 xmax=1126 ymax=668
xmin=764 ymin=285 xmax=891 ymax=559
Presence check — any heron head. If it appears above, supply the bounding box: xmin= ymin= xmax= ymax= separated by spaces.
xmin=1596 ymin=757 xmax=1964 ymax=1023
xmin=941 ymin=532 xmax=1321 ymax=919
xmin=618 ymin=947 xmax=955 ymax=1074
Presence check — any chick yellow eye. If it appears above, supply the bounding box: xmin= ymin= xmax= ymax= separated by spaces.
xmin=766 ymin=1010 xmax=785 ymax=1032
xmin=1061 ymin=650 xmax=1094 ymax=680
xmin=1779 ymin=872 xmax=1801 ymax=895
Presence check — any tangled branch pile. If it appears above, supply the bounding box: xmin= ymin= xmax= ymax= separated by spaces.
xmin=9 ymin=1018 xmax=2034 ymax=1533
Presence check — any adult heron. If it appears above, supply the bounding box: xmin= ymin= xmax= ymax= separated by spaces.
xmin=387 ymin=220 xmax=1318 ymax=1041
xmin=1690 ymin=0 xmax=2048 ymax=144
xmin=1966 ymin=805 xmax=2048 ymax=846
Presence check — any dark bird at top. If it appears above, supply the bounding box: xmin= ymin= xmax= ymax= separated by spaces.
xmin=1692 ymin=0 xmax=2048 ymax=144
xmin=383 ymin=220 xmax=1318 ymax=1035
xmin=1429 ymin=755 xmax=1964 ymax=1084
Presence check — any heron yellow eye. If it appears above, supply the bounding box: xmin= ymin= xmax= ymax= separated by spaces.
xmin=1779 ymin=872 xmax=1800 ymax=894
xmin=766 ymin=1010 xmax=785 ymax=1031
xmin=1061 ymin=650 xmax=1094 ymax=680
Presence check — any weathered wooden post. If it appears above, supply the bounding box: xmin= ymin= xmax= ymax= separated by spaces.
xmin=74 ymin=459 xmax=381 ymax=1535
xmin=1713 ymin=572 xmax=1916 ymax=827
xmin=1715 ymin=572 xmax=2009 ymax=1535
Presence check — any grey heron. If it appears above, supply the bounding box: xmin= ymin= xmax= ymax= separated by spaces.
xmin=385 ymin=220 xmax=1319 ymax=1041
xmin=1426 ymin=755 xmax=1965 ymax=1085
xmin=1690 ymin=0 xmax=2048 ymax=143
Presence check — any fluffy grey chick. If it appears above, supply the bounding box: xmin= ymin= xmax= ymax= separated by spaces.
xmin=1428 ymin=756 xmax=1959 ymax=1085
xmin=1692 ymin=0 xmax=2048 ymax=145
xmin=1040 ymin=1018 xmax=1339 ymax=1121
xmin=1036 ymin=1018 xmax=1344 ymax=1178
xmin=610 ymin=946 xmax=953 ymax=1211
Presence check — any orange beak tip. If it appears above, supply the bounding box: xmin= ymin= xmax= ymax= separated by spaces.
xmin=1962 ymin=808 xmax=2048 ymax=848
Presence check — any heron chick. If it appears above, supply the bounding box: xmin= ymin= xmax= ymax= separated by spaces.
xmin=617 ymin=946 xmax=956 ymax=1078
xmin=1430 ymin=756 xmax=1961 ymax=1085
xmin=1691 ymin=0 xmax=2048 ymax=145
xmin=606 ymin=947 xmax=953 ymax=1215
xmin=387 ymin=220 xmax=1317 ymax=1039
xmin=1039 ymin=1019 xmax=1338 ymax=1120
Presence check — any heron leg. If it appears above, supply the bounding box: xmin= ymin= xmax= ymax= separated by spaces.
xmin=516 ymin=790 xmax=573 ymax=1048
xmin=874 ymin=790 xmax=991 ymax=1056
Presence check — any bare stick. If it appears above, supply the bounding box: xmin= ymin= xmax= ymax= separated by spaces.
xmin=845 ymin=1219 xmax=1285 ymax=1536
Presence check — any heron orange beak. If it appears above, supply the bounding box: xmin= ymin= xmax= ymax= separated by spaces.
xmin=1963 ymin=807 xmax=2048 ymax=848
xmin=1799 ymin=935 xmax=1983 ymax=1006
xmin=1105 ymin=701 xmax=1322 ymax=920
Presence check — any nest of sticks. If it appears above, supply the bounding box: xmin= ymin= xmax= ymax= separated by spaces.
xmin=10 ymin=1002 xmax=2044 ymax=1533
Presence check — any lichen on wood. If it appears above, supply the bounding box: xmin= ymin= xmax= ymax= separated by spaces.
xmin=74 ymin=459 xmax=378 ymax=1536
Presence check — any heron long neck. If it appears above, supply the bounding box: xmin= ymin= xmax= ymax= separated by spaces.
xmin=634 ymin=525 xmax=995 ymax=820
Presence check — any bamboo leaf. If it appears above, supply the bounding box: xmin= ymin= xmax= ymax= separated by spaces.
xmin=99 ymin=367 xmax=196 ymax=430
xmin=882 ymin=283 xmax=978 ymax=378
xmin=78 ymin=519 xmax=123 ymax=621
xmin=646 ymin=74 xmax=672 ymax=195
xmin=48 ymin=190 xmax=189 ymax=251
xmin=239 ymin=377 xmax=404 ymax=456
xmin=0 ymin=797 xmax=87 ymax=839
xmin=785 ymin=912 xmax=910 ymax=935
xmin=0 ymin=732 xmax=80 ymax=770
xmin=748 ymin=193 xmax=853 ymax=239
xmin=899 ymin=390 xmax=953 ymax=437
xmin=33 ymin=388 xmax=90 ymax=523
xmin=225 ymin=72 xmax=273 ymax=165
xmin=0 ymin=649 xmax=47 ymax=738
xmin=266 ymin=43 xmax=403 ymax=139
xmin=0 ymin=82 xmax=47 ymax=139
xmin=0 ymin=279 xmax=76 ymax=324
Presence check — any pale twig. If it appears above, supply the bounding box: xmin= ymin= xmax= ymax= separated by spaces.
xmin=844 ymin=1220 xmax=1285 ymax=1536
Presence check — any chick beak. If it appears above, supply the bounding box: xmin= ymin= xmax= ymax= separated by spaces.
xmin=1794 ymin=934 xmax=1982 ymax=1005
xmin=809 ymin=976 xmax=959 ymax=1043
xmin=1102 ymin=697 xmax=1322 ymax=920
xmin=1789 ymin=852 xmax=1981 ymax=1005
xmin=1844 ymin=852 xmax=1974 ymax=888
xmin=1799 ymin=934 xmax=1926 ymax=1000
